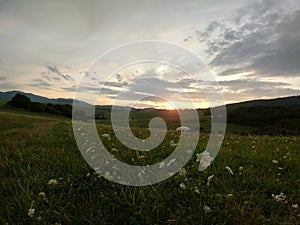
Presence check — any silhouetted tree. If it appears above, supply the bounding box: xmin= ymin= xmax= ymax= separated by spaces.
xmin=10 ymin=93 xmax=31 ymax=109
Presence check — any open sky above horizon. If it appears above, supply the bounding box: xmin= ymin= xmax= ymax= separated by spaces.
xmin=0 ymin=0 xmax=300 ymax=109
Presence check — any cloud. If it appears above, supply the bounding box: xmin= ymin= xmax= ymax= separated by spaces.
xmin=28 ymin=78 xmax=53 ymax=89
xmin=219 ymin=78 xmax=299 ymax=101
xmin=196 ymin=0 xmax=300 ymax=78
xmin=0 ymin=76 xmax=7 ymax=81
xmin=46 ymin=65 xmax=73 ymax=81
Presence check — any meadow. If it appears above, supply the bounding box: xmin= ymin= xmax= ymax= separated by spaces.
xmin=0 ymin=109 xmax=299 ymax=225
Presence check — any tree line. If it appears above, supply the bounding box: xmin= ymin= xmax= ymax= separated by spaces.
xmin=227 ymin=105 xmax=300 ymax=135
xmin=5 ymin=93 xmax=72 ymax=118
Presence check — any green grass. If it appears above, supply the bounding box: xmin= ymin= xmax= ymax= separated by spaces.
xmin=0 ymin=109 xmax=299 ymax=224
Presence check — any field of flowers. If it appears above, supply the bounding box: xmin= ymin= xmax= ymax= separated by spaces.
xmin=0 ymin=110 xmax=299 ymax=225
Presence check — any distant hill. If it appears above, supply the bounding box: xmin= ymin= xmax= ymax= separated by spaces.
xmin=0 ymin=90 xmax=89 ymax=106
xmin=225 ymin=95 xmax=300 ymax=111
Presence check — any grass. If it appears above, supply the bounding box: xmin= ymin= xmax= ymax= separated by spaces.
xmin=0 ymin=109 xmax=299 ymax=224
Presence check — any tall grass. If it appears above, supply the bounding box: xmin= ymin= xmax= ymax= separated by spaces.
xmin=0 ymin=110 xmax=299 ymax=224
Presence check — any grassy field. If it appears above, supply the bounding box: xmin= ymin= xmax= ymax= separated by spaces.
xmin=1 ymin=109 xmax=300 ymax=224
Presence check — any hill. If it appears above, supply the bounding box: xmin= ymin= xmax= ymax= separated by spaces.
xmin=225 ymin=95 xmax=300 ymax=111
xmin=0 ymin=90 xmax=88 ymax=106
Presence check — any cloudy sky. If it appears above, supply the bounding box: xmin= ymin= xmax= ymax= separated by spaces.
xmin=0 ymin=0 xmax=299 ymax=108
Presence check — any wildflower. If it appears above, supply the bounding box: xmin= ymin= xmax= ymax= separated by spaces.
xmin=226 ymin=194 xmax=234 ymax=198
xmin=28 ymin=208 xmax=35 ymax=217
xmin=277 ymin=167 xmax=283 ymax=170
xmin=38 ymin=192 xmax=46 ymax=198
xmin=194 ymin=187 xmax=200 ymax=194
xmin=239 ymin=166 xmax=244 ymax=171
xmin=178 ymin=168 xmax=187 ymax=177
xmin=167 ymin=158 xmax=176 ymax=167
xmin=292 ymin=204 xmax=299 ymax=209
xmin=102 ymin=133 xmax=110 ymax=138
xmin=272 ymin=192 xmax=286 ymax=203
xmin=169 ymin=140 xmax=177 ymax=147
xmin=225 ymin=166 xmax=234 ymax=175
xmin=207 ymin=175 xmax=214 ymax=186
xmin=48 ymin=179 xmax=58 ymax=185
xmin=176 ymin=126 xmax=190 ymax=132
xmin=179 ymin=183 xmax=186 ymax=190
xmin=272 ymin=159 xmax=279 ymax=164
xmin=197 ymin=151 xmax=213 ymax=170
xmin=203 ymin=205 xmax=212 ymax=213
xmin=104 ymin=171 xmax=112 ymax=179
xmin=159 ymin=161 xmax=165 ymax=168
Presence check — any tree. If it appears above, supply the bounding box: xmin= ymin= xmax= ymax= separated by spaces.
xmin=10 ymin=93 xmax=31 ymax=109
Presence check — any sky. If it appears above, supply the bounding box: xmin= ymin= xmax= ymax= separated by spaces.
xmin=0 ymin=0 xmax=300 ymax=108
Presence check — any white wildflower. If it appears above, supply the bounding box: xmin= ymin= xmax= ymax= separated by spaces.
xmin=292 ymin=204 xmax=299 ymax=209
xmin=102 ymin=133 xmax=110 ymax=138
xmin=159 ymin=161 xmax=165 ymax=168
xmin=272 ymin=192 xmax=286 ymax=202
xmin=226 ymin=194 xmax=234 ymax=198
xmin=203 ymin=205 xmax=212 ymax=213
xmin=272 ymin=159 xmax=279 ymax=164
xmin=28 ymin=208 xmax=35 ymax=217
xmin=197 ymin=151 xmax=213 ymax=170
xmin=48 ymin=179 xmax=58 ymax=185
xmin=178 ymin=168 xmax=187 ymax=177
xmin=207 ymin=175 xmax=214 ymax=186
xmin=225 ymin=166 xmax=234 ymax=175
xmin=179 ymin=183 xmax=186 ymax=190
xmin=167 ymin=158 xmax=176 ymax=167
xmin=105 ymin=171 xmax=112 ymax=179
xmin=169 ymin=140 xmax=177 ymax=147
xmin=38 ymin=192 xmax=46 ymax=198
xmin=176 ymin=126 xmax=190 ymax=132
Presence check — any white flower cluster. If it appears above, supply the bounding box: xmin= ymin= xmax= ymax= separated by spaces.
xmin=272 ymin=192 xmax=287 ymax=203
xmin=196 ymin=151 xmax=213 ymax=170
xmin=203 ymin=205 xmax=212 ymax=213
